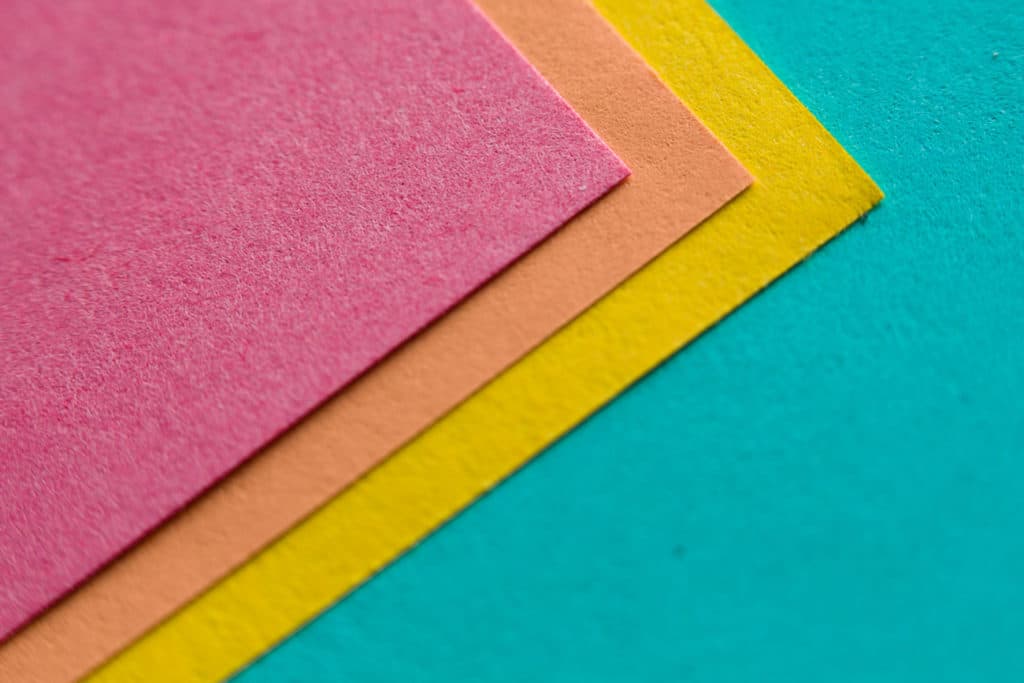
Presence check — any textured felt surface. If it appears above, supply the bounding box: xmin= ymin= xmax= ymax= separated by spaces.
xmin=227 ymin=1 xmax=1022 ymax=682
xmin=0 ymin=0 xmax=749 ymax=678
xmin=0 ymin=0 xmax=626 ymax=637
xmin=84 ymin=0 xmax=881 ymax=680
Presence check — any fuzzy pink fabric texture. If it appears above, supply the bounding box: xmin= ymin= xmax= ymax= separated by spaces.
xmin=0 ymin=0 xmax=627 ymax=638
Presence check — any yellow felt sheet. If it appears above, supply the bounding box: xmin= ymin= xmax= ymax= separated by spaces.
xmin=89 ymin=1 xmax=882 ymax=680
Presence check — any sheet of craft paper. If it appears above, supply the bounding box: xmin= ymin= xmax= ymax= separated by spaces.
xmin=244 ymin=2 xmax=1024 ymax=681
xmin=0 ymin=0 xmax=628 ymax=639
xmin=85 ymin=0 xmax=882 ymax=680
xmin=0 ymin=0 xmax=751 ymax=679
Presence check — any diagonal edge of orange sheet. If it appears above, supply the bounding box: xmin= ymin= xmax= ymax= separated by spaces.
xmin=84 ymin=0 xmax=882 ymax=680
xmin=0 ymin=1 xmax=752 ymax=681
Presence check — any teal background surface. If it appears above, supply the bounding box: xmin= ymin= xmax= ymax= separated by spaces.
xmin=235 ymin=1 xmax=1023 ymax=680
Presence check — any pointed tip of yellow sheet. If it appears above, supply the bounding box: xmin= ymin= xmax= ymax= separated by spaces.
xmin=87 ymin=1 xmax=882 ymax=681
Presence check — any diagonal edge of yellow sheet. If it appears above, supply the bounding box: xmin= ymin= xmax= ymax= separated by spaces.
xmin=90 ymin=1 xmax=882 ymax=680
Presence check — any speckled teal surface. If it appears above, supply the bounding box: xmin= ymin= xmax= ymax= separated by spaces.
xmin=234 ymin=1 xmax=1024 ymax=680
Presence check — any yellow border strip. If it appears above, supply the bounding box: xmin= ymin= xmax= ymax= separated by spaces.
xmin=90 ymin=1 xmax=881 ymax=680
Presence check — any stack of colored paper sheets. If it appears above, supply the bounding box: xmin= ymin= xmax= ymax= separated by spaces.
xmin=0 ymin=1 xmax=881 ymax=680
